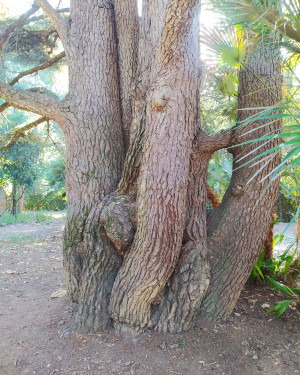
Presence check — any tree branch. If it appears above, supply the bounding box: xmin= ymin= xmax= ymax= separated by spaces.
xmin=0 ymin=102 xmax=9 ymax=114
xmin=0 ymin=116 xmax=46 ymax=151
xmin=0 ymin=3 xmax=40 ymax=50
xmin=193 ymin=129 xmax=234 ymax=155
xmin=0 ymin=81 xmax=61 ymax=121
xmin=9 ymin=51 xmax=65 ymax=86
xmin=35 ymin=0 xmax=68 ymax=48
xmin=0 ymin=51 xmax=65 ymax=116
xmin=25 ymin=8 xmax=70 ymax=25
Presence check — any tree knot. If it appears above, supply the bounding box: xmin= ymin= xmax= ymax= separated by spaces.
xmin=231 ymin=183 xmax=244 ymax=197
xmin=151 ymin=86 xmax=171 ymax=112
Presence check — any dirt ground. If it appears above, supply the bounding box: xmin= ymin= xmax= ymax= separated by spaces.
xmin=0 ymin=218 xmax=299 ymax=375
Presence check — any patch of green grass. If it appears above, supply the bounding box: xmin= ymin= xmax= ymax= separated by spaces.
xmin=0 ymin=210 xmax=65 ymax=226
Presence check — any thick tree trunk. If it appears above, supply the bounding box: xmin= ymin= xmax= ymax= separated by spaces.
xmin=110 ymin=0 xmax=201 ymax=334
xmin=0 ymin=0 xmax=285 ymax=336
xmin=61 ymin=0 xmax=125 ymax=331
xmin=150 ymin=153 xmax=211 ymax=333
xmin=199 ymin=44 xmax=282 ymax=321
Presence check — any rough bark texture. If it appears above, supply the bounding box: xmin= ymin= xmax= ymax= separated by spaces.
xmin=150 ymin=152 xmax=210 ymax=333
xmin=113 ymin=0 xmax=139 ymax=150
xmin=0 ymin=0 xmax=285 ymax=335
xmin=200 ymin=45 xmax=282 ymax=321
xmin=60 ymin=0 xmax=125 ymax=331
xmin=110 ymin=0 xmax=201 ymax=333
xmin=117 ymin=0 xmax=168 ymax=194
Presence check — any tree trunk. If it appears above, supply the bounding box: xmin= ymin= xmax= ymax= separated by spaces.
xmin=199 ymin=44 xmax=282 ymax=321
xmin=109 ymin=0 xmax=201 ymax=333
xmin=61 ymin=0 xmax=125 ymax=332
xmin=12 ymin=182 xmax=17 ymax=217
xmin=0 ymin=0 xmax=284 ymax=335
xmin=18 ymin=186 xmax=24 ymax=212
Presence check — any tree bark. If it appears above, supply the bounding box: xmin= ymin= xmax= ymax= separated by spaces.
xmin=12 ymin=183 xmax=17 ymax=217
xmin=110 ymin=0 xmax=201 ymax=333
xmin=113 ymin=0 xmax=139 ymax=150
xmin=199 ymin=44 xmax=282 ymax=321
xmin=60 ymin=0 xmax=125 ymax=332
xmin=0 ymin=0 xmax=285 ymax=335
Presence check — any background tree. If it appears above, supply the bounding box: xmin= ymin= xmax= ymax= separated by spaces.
xmin=0 ymin=131 xmax=42 ymax=215
xmin=0 ymin=0 xmax=284 ymax=334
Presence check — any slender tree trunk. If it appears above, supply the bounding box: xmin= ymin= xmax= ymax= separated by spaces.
xmin=12 ymin=182 xmax=17 ymax=217
xmin=199 ymin=44 xmax=282 ymax=321
xmin=18 ymin=186 xmax=24 ymax=212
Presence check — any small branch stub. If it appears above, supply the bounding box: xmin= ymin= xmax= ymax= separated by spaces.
xmin=231 ymin=183 xmax=244 ymax=197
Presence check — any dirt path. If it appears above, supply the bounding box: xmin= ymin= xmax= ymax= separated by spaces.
xmin=0 ymin=219 xmax=299 ymax=375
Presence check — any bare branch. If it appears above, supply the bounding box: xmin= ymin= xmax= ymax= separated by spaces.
xmin=0 ymin=102 xmax=9 ymax=113
xmin=35 ymin=0 xmax=68 ymax=48
xmin=0 ymin=50 xmax=65 ymax=116
xmin=0 ymin=3 xmax=40 ymax=50
xmin=9 ymin=51 xmax=65 ymax=86
xmin=193 ymin=129 xmax=234 ymax=155
xmin=25 ymin=8 xmax=70 ymax=25
xmin=0 ymin=116 xmax=46 ymax=151
xmin=0 ymin=81 xmax=61 ymax=121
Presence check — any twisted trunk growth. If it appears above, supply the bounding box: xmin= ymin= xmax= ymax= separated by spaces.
xmin=0 ymin=0 xmax=282 ymax=334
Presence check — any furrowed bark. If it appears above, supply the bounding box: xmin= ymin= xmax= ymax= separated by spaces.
xmin=61 ymin=0 xmax=124 ymax=332
xmin=117 ymin=0 xmax=169 ymax=194
xmin=113 ymin=0 xmax=139 ymax=150
xmin=110 ymin=0 xmax=200 ymax=333
xmin=200 ymin=43 xmax=282 ymax=321
xmin=151 ymin=150 xmax=211 ymax=333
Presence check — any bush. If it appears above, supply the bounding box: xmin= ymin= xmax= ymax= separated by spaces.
xmin=24 ymin=189 xmax=67 ymax=211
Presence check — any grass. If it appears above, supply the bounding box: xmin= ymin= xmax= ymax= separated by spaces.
xmin=0 ymin=210 xmax=66 ymax=226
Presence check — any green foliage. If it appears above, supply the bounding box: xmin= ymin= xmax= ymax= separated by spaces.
xmin=267 ymin=299 xmax=291 ymax=318
xmin=208 ymin=150 xmax=233 ymax=198
xmin=0 ymin=210 xmax=54 ymax=226
xmin=209 ymin=0 xmax=300 ymax=53
xmin=24 ymin=188 xmax=66 ymax=211
xmin=250 ymin=234 xmax=300 ymax=317
xmin=266 ymin=276 xmax=299 ymax=318
xmin=249 ymin=251 xmax=266 ymax=283
xmin=251 ymin=234 xmax=299 ymax=280
xmin=231 ymin=103 xmax=300 ymax=221
xmin=24 ymin=157 xmax=66 ymax=211
xmin=0 ymin=131 xmax=42 ymax=189
xmin=202 ymin=26 xmax=249 ymax=69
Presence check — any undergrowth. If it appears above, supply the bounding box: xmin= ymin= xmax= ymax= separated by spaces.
xmin=0 ymin=210 xmax=66 ymax=226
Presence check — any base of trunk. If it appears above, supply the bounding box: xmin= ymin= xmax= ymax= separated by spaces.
xmin=151 ymin=240 xmax=210 ymax=333
xmin=64 ymin=206 xmax=122 ymax=332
